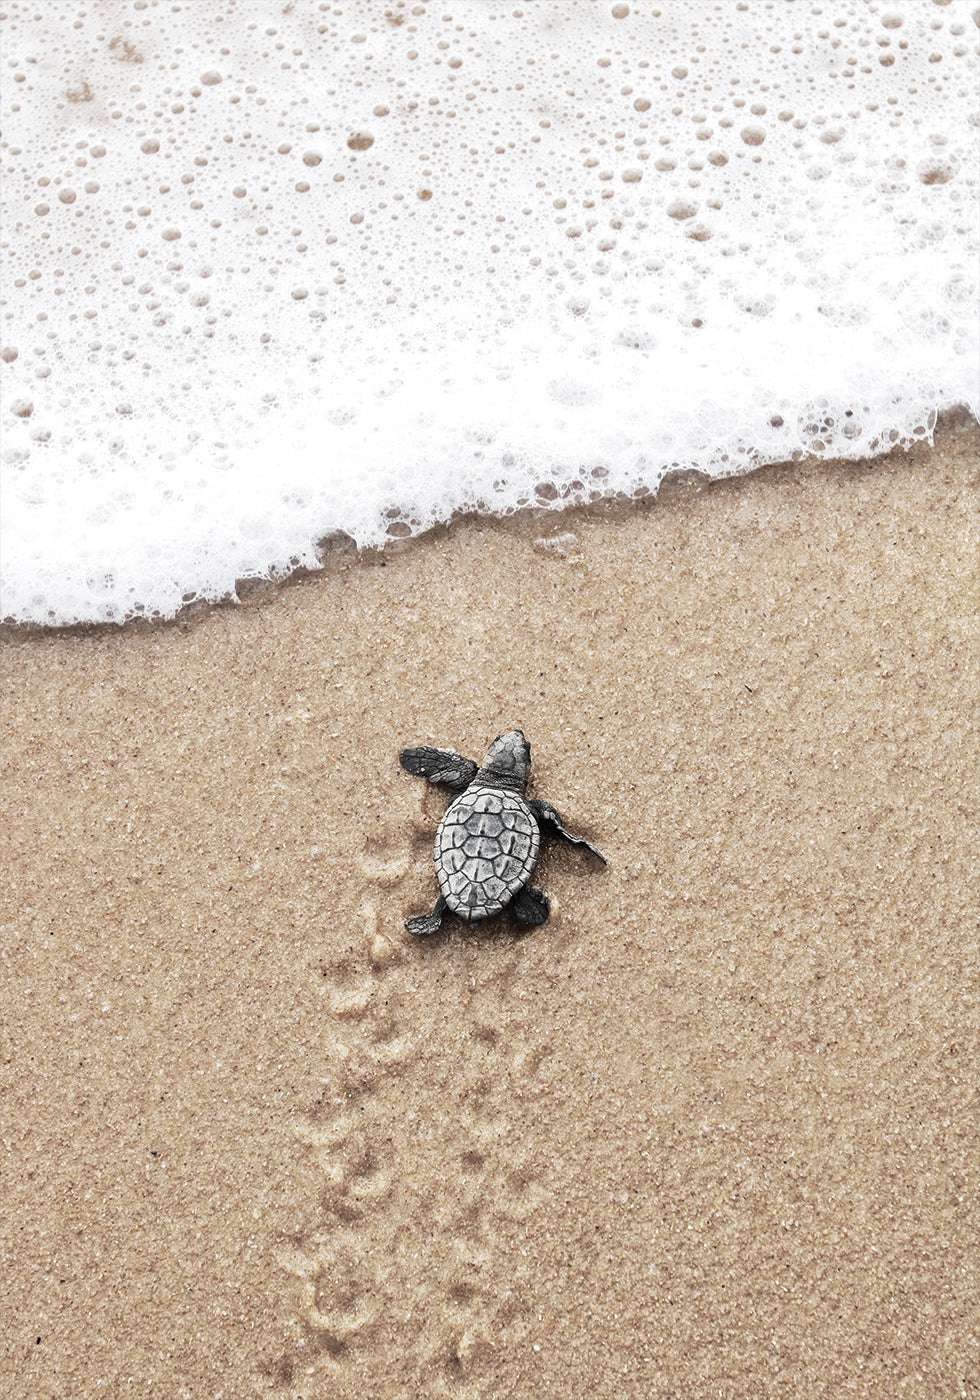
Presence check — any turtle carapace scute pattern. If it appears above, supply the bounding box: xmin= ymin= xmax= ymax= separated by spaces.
xmin=398 ymin=730 xmax=605 ymax=937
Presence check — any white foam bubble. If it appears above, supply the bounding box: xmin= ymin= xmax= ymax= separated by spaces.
xmin=1 ymin=1 xmax=977 ymax=624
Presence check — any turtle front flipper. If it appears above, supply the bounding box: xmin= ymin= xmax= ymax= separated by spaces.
xmin=399 ymin=746 xmax=478 ymax=791
xmin=529 ymin=799 xmax=606 ymax=864
xmin=406 ymin=894 xmax=448 ymax=938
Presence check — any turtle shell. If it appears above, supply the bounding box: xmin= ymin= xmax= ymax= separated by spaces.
xmin=434 ymin=785 xmax=541 ymax=922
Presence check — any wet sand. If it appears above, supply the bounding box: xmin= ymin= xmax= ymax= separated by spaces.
xmin=1 ymin=425 xmax=977 ymax=1399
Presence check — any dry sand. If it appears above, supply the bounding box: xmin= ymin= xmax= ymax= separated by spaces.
xmin=1 ymin=425 xmax=977 ymax=1399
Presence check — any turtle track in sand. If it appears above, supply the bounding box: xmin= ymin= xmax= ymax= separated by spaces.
xmin=272 ymin=824 xmax=562 ymax=1396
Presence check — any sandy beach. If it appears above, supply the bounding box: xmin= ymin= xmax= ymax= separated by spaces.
xmin=1 ymin=423 xmax=977 ymax=1399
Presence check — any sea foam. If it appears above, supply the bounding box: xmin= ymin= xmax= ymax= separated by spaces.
xmin=1 ymin=1 xmax=977 ymax=625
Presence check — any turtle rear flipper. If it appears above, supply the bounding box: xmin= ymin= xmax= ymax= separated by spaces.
xmin=512 ymin=886 xmax=549 ymax=925
xmin=399 ymin=746 xmax=478 ymax=791
xmin=406 ymin=895 xmax=448 ymax=938
xmin=529 ymin=798 xmax=606 ymax=864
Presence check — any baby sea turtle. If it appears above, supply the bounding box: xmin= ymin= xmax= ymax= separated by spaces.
xmin=399 ymin=729 xmax=606 ymax=937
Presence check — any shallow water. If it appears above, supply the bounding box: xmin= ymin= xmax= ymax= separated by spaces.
xmin=1 ymin=1 xmax=977 ymax=624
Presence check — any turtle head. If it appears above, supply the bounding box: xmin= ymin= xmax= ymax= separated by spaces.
xmin=479 ymin=730 xmax=532 ymax=793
